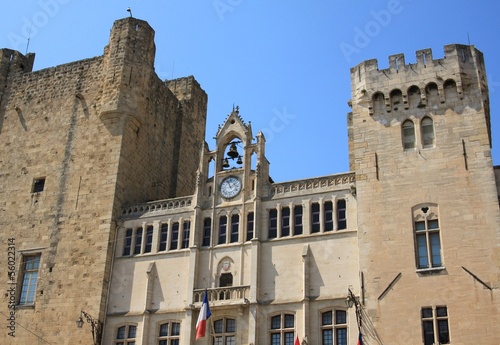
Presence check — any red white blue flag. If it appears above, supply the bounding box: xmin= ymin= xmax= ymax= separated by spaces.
xmin=357 ymin=332 xmax=364 ymax=345
xmin=196 ymin=290 xmax=212 ymax=339
xmin=295 ymin=335 xmax=300 ymax=345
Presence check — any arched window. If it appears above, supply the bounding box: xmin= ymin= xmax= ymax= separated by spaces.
xmin=443 ymin=79 xmax=458 ymax=102
xmin=321 ymin=309 xmax=348 ymax=345
xmin=372 ymin=92 xmax=385 ymax=115
xmin=413 ymin=204 xmax=442 ymax=270
xmin=158 ymin=321 xmax=180 ymax=345
xmin=270 ymin=313 xmax=295 ymax=345
xmin=408 ymin=85 xmax=421 ymax=109
xmin=425 ymin=83 xmax=439 ymax=106
xmin=421 ymin=117 xmax=435 ymax=148
xmin=402 ymin=120 xmax=416 ymax=150
xmin=220 ymin=273 xmax=233 ymax=287
xmin=214 ymin=318 xmax=236 ymax=345
xmin=115 ymin=324 xmax=137 ymax=345
xmin=390 ymin=89 xmax=403 ymax=111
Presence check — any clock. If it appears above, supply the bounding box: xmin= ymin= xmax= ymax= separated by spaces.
xmin=220 ymin=176 xmax=242 ymax=199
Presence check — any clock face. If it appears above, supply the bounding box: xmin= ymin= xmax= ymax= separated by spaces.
xmin=220 ymin=176 xmax=242 ymax=199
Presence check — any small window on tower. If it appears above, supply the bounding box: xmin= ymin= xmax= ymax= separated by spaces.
xmin=32 ymin=177 xmax=46 ymax=193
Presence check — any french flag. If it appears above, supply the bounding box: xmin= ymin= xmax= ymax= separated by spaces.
xmin=295 ymin=335 xmax=300 ymax=345
xmin=196 ymin=290 xmax=212 ymax=339
xmin=357 ymin=332 xmax=364 ymax=345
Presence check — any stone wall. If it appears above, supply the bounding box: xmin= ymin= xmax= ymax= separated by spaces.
xmin=349 ymin=45 xmax=500 ymax=344
xmin=0 ymin=17 xmax=207 ymax=345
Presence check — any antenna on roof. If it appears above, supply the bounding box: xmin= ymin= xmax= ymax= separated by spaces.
xmin=25 ymin=24 xmax=32 ymax=55
xmin=467 ymin=32 xmax=471 ymax=46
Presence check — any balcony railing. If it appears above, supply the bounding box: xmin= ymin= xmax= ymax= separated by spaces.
xmin=193 ymin=286 xmax=250 ymax=305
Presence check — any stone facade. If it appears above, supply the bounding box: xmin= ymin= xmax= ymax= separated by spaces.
xmin=0 ymin=16 xmax=499 ymax=345
xmin=106 ymin=110 xmax=358 ymax=344
xmin=349 ymin=45 xmax=500 ymax=344
xmin=0 ymin=17 xmax=206 ymax=345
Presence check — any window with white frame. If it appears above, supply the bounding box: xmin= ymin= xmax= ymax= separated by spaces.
xmin=421 ymin=306 xmax=450 ymax=345
xmin=115 ymin=324 xmax=137 ymax=345
xmin=213 ymin=318 xmax=236 ymax=345
xmin=413 ymin=205 xmax=442 ymax=269
xmin=321 ymin=309 xmax=348 ymax=345
xmin=158 ymin=321 xmax=180 ymax=345
xmin=270 ymin=313 xmax=295 ymax=345
xmin=19 ymin=254 xmax=40 ymax=305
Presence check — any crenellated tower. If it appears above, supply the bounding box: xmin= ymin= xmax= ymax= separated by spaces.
xmin=0 ymin=17 xmax=207 ymax=345
xmin=349 ymin=45 xmax=500 ymax=344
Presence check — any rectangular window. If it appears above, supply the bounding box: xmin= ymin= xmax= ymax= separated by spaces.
xmin=19 ymin=255 xmax=40 ymax=305
xmin=415 ymin=218 xmax=442 ymax=269
xmin=271 ymin=314 xmax=295 ymax=345
xmin=123 ymin=228 xmax=133 ymax=256
xmin=181 ymin=221 xmax=190 ymax=249
xmin=281 ymin=207 xmax=290 ymax=237
xmin=158 ymin=321 xmax=180 ymax=345
xmin=133 ymin=227 xmax=143 ymax=255
xmin=218 ymin=216 xmax=227 ymax=244
xmin=337 ymin=200 xmax=347 ymax=230
xmin=170 ymin=223 xmax=179 ymax=250
xmin=321 ymin=310 xmax=347 ymax=345
xmin=294 ymin=205 xmax=303 ymax=235
xmin=269 ymin=209 xmax=278 ymax=239
xmin=421 ymin=306 xmax=450 ymax=345
xmin=32 ymin=177 xmax=46 ymax=193
xmin=202 ymin=218 xmax=211 ymax=247
xmin=246 ymin=212 xmax=254 ymax=241
xmin=144 ymin=225 xmax=153 ymax=253
xmin=324 ymin=201 xmax=333 ymax=231
xmin=159 ymin=224 xmax=168 ymax=251
xmin=311 ymin=203 xmax=320 ymax=233
xmin=230 ymin=215 xmax=239 ymax=243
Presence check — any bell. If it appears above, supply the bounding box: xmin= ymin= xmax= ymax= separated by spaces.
xmin=227 ymin=143 xmax=239 ymax=159
xmin=222 ymin=158 xmax=230 ymax=168
xmin=236 ymin=155 xmax=243 ymax=165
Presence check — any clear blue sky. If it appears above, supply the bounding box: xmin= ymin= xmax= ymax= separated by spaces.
xmin=2 ymin=1 xmax=500 ymax=182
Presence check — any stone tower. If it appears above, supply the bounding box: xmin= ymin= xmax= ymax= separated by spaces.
xmin=0 ymin=17 xmax=206 ymax=345
xmin=349 ymin=45 xmax=500 ymax=344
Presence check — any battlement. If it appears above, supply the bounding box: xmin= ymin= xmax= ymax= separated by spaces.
xmin=349 ymin=44 xmax=489 ymax=125
xmin=350 ymin=45 xmax=487 ymax=101
xmin=351 ymin=44 xmax=481 ymax=78
xmin=0 ymin=49 xmax=35 ymax=104
xmin=166 ymin=76 xmax=207 ymax=103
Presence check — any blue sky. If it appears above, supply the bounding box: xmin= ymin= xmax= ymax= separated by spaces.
xmin=2 ymin=1 xmax=500 ymax=182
